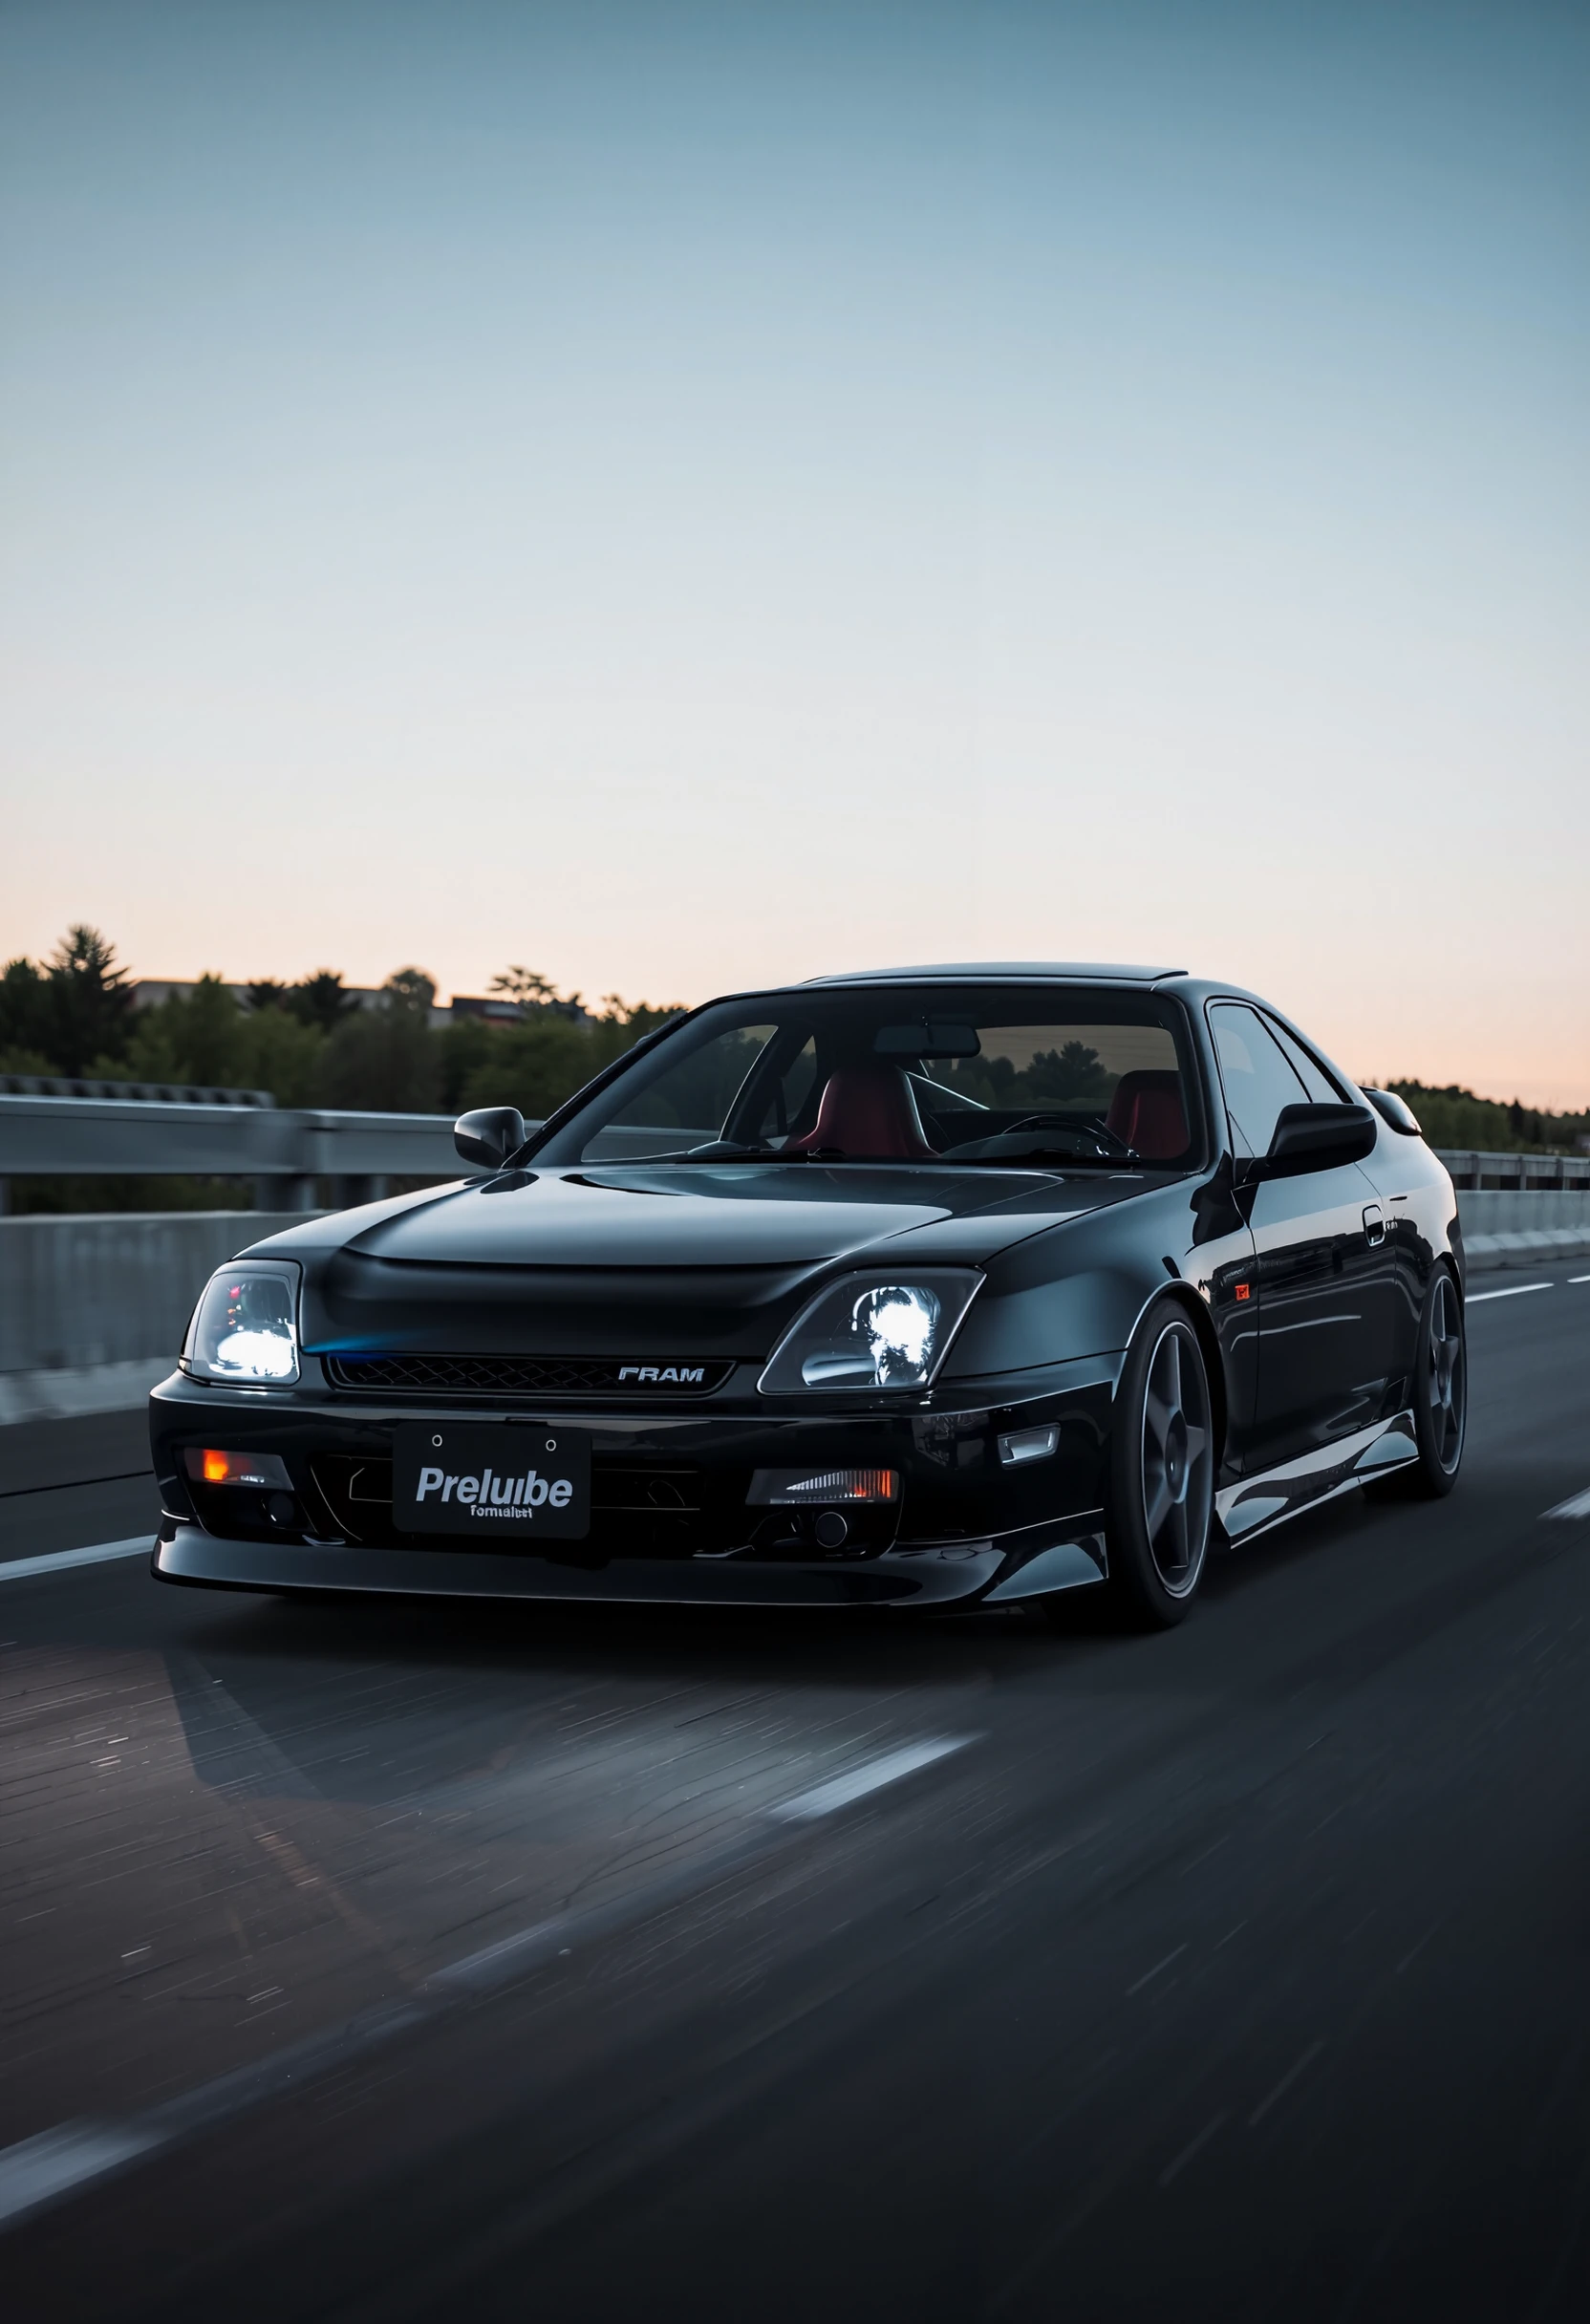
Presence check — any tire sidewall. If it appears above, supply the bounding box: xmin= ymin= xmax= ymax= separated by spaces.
xmin=1107 ymin=1297 xmax=1214 ymax=1626
xmin=1409 ymin=1263 xmax=1465 ymax=1496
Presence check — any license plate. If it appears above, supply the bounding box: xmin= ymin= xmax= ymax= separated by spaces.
xmin=392 ymin=1422 xmax=591 ymax=1539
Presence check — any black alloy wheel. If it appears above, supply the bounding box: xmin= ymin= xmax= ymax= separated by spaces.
xmin=1101 ymin=1299 xmax=1215 ymax=1628
xmin=1370 ymin=1264 xmax=1466 ymax=1499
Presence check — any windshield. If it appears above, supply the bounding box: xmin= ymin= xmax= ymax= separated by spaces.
xmin=531 ymin=984 xmax=1204 ymax=1171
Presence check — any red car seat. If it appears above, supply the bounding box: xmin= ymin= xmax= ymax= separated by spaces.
xmin=1105 ymin=1069 xmax=1188 ymax=1160
xmin=784 ymin=1065 xmax=936 ymax=1159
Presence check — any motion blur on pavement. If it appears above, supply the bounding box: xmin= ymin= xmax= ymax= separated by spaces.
xmin=4 ymin=1269 xmax=1590 ymax=2320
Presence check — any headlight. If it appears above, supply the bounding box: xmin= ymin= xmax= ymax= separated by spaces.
xmin=759 ymin=1270 xmax=982 ymax=1393
xmin=181 ymin=1261 xmax=301 ymax=1385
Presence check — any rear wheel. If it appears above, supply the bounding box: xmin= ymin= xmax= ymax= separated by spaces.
xmin=1098 ymin=1299 xmax=1215 ymax=1628
xmin=1367 ymin=1265 xmax=1465 ymax=1500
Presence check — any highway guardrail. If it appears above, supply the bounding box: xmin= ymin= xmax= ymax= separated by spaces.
xmin=0 ymin=1091 xmax=476 ymax=1211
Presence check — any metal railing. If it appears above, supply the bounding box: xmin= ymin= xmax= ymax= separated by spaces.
xmin=0 ymin=1089 xmax=471 ymax=1212
xmin=4 ymin=1088 xmax=1589 ymax=1195
xmin=0 ymin=1074 xmax=274 ymax=1107
xmin=1436 ymin=1151 xmax=1590 ymax=1191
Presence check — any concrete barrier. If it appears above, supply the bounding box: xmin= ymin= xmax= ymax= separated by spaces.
xmin=0 ymin=1214 xmax=310 ymax=1424
xmin=2 ymin=1187 xmax=1587 ymax=1423
xmin=1457 ymin=1190 xmax=1590 ymax=1272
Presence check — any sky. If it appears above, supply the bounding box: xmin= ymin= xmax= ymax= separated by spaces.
xmin=1 ymin=1 xmax=1586 ymax=1106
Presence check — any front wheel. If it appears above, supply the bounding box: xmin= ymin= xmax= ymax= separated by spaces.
xmin=1103 ymin=1300 xmax=1215 ymax=1627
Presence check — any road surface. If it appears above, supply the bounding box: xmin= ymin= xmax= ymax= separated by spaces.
xmin=3 ymin=1267 xmax=1589 ymax=2320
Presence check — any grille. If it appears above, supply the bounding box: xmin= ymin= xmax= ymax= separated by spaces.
xmin=324 ymin=1354 xmax=734 ymax=1397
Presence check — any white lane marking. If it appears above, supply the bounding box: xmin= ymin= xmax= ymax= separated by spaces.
xmin=0 ymin=2121 xmax=162 ymax=2228
xmin=427 ymin=1917 xmax=568 ymax=1993
xmin=1248 ymin=2038 xmax=1325 ymax=2127
xmin=1158 ymin=2109 xmax=1228 ymax=2188
xmin=0 ymin=1992 xmax=424 ymax=2236
xmin=1543 ymin=1488 xmax=1590 ymax=1522
xmin=1127 ymin=1943 xmax=1188 ymax=1996
xmin=1570 ymin=1275 xmax=1590 ymax=1285
xmin=1466 ymin=1282 xmax=1553 ymax=1304
xmin=768 ymin=1736 xmax=974 ymax=1821
xmin=0 ymin=1727 xmax=980 ymax=2234
xmin=0 ymin=1537 xmax=150 ymax=1584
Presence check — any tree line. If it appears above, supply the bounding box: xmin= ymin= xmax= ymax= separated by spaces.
xmin=1384 ymin=1081 xmax=1589 ymax=1157
xmin=0 ymin=926 xmax=682 ymax=1119
xmin=3 ymin=928 xmax=1585 ymax=1154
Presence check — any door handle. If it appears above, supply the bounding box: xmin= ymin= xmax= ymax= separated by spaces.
xmin=1363 ymin=1203 xmax=1386 ymax=1246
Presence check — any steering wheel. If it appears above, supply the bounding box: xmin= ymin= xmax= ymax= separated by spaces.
xmin=1001 ymin=1113 xmax=1135 ymax=1159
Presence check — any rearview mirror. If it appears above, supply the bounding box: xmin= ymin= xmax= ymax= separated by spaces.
xmin=874 ymin=1022 xmax=981 ymax=1058
xmin=454 ymin=1106 xmax=526 ymax=1171
xmin=1257 ymin=1102 xmax=1378 ymax=1178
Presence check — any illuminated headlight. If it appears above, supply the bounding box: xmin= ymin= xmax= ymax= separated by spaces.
xmin=181 ymin=1261 xmax=301 ymax=1385
xmin=759 ymin=1270 xmax=982 ymax=1394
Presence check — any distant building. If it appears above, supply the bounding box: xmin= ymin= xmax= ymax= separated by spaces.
xmin=129 ymin=982 xmax=590 ymax=1030
xmin=449 ymin=994 xmax=593 ymax=1026
xmin=448 ymin=995 xmax=529 ymax=1023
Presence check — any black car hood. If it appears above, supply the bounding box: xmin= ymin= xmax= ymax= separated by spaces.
xmin=296 ymin=1164 xmax=1143 ymax=1362
xmin=342 ymin=1163 xmax=1112 ymax=1270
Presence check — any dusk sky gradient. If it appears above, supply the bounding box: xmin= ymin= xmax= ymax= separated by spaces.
xmin=2 ymin=2 xmax=1586 ymax=1102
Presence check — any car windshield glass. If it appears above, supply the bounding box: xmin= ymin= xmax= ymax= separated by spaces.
xmin=531 ymin=985 xmax=1203 ymax=1170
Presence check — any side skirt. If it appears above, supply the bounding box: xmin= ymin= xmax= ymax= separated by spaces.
xmin=1216 ymin=1411 xmax=1418 ymax=1547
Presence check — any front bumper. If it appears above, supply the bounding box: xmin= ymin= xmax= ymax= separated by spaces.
xmin=148 ymin=1355 xmax=1117 ymax=1609
xmin=151 ymin=1520 xmax=1106 ymax=1607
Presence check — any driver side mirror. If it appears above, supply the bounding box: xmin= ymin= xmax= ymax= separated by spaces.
xmin=1255 ymin=1101 xmax=1378 ymax=1178
xmin=454 ymin=1106 xmax=526 ymax=1171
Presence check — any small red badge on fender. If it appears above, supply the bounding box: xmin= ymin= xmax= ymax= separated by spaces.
xmin=1235 ymin=1281 xmax=1252 ymax=1302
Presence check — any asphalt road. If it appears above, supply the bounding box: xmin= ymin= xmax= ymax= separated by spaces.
xmin=4 ymin=1268 xmax=1590 ymax=2321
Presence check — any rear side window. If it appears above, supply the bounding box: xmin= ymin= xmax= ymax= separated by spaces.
xmin=1209 ymin=1003 xmax=1309 ymax=1159
xmin=1264 ymin=1017 xmax=1344 ymax=1105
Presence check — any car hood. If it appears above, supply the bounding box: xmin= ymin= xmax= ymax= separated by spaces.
xmin=341 ymin=1163 xmax=1116 ymax=1269
xmin=290 ymin=1163 xmax=1143 ymax=1361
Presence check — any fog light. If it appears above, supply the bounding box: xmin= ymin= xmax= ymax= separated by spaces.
xmin=997 ymin=1424 xmax=1061 ymax=1468
xmin=747 ymin=1468 xmax=899 ymax=1505
xmin=813 ymin=1513 xmax=849 ymax=1549
xmin=183 ymin=1448 xmax=294 ymax=1490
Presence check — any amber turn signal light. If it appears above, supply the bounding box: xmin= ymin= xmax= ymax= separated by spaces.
xmin=183 ymin=1447 xmax=293 ymax=1490
xmin=746 ymin=1467 xmax=899 ymax=1506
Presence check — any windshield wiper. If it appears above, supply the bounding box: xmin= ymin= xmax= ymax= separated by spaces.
xmin=953 ymin=1149 xmax=1139 ymax=1169
xmin=622 ymin=1142 xmax=824 ymax=1163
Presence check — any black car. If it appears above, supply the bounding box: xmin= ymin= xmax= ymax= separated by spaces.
xmin=149 ymin=965 xmax=1465 ymax=1626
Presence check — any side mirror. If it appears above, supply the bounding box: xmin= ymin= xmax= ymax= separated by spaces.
xmin=1257 ymin=1102 xmax=1378 ymax=1178
xmin=454 ymin=1106 xmax=526 ymax=1171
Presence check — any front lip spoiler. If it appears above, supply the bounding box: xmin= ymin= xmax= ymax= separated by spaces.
xmin=151 ymin=1517 xmax=1107 ymax=1610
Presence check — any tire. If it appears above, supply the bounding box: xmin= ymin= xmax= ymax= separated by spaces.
xmin=1366 ymin=1265 xmax=1465 ymax=1500
xmin=1100 ymin=1298 xmax=1216 ymax=1628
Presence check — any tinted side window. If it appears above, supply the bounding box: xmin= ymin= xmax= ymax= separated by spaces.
xmin=1264 ymin=1017 xmax=1343 ymax=1105
xmin=1209 ymin=1003 xmax=1309 ymax=1158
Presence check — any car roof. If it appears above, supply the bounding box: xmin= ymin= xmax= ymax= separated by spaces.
xmin=801 ymin=961 xmax=1188 ymax=986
